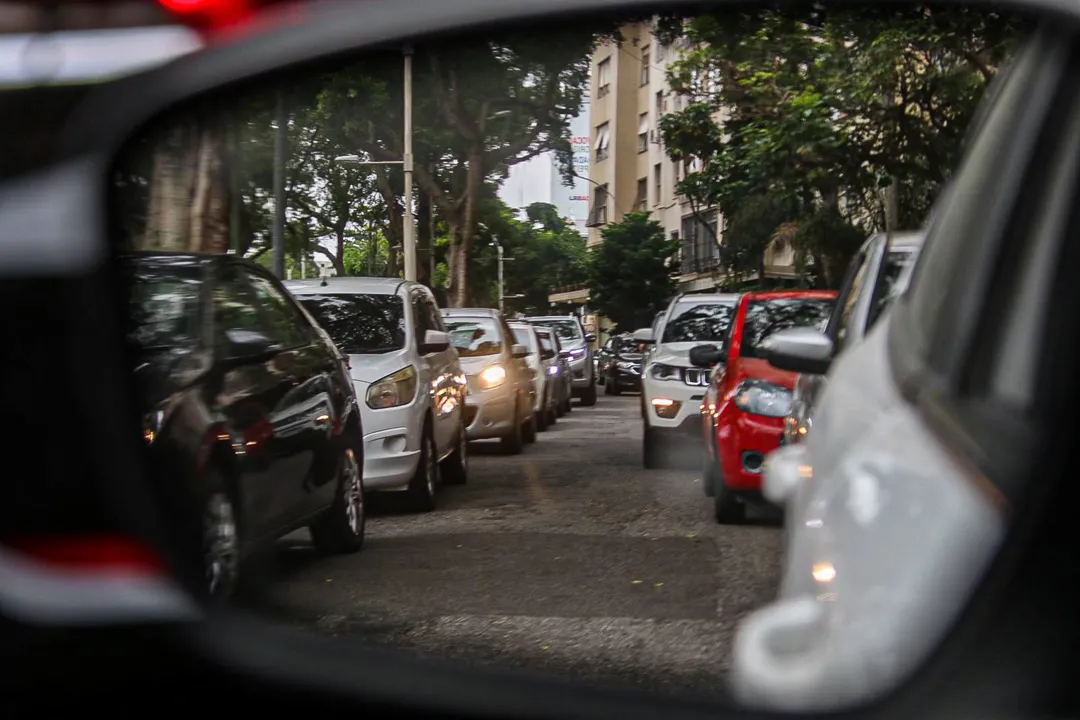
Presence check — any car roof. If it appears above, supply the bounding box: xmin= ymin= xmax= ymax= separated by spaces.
xmin=283 ymin=276 xmax=408 ymax=296
xmin=743 ymin=289 xmax=839 ymax=301
xmin=441 ymin=307 xmax=500 ymax=318
xmin=672 ymin=293 xmax=741 ymax=305
xmin=525 ymin=315 xmax=580 ymax=322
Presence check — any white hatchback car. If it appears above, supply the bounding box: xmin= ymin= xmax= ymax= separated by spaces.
xmin=286 ymin=277 xmax=468 ymax=512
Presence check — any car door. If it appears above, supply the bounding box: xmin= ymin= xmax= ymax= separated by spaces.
xmin=241 ymin=265 xmax=337 ymax=521
xmin=209 ymin=264 xmax=299 ymax=541
xmin=414 ymin=289 xmax=459 ymax=456
xmin=500 ymin=315 xmax=528 ymax=421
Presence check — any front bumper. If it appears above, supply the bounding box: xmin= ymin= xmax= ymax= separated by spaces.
xmin=717 ymin=410 xmax=785 ymax=493
xmin=355 ymin=398 xmax=424 ymax=491
xmin=610 ymin=366 xmax=642 ymax=389
xmin=463 ymin=385 xmax=518 ymax=440
xmin=567 ymin=353 xmax=592 ymax=388
xmin=642 ymin=377 xmax=708 ymax=430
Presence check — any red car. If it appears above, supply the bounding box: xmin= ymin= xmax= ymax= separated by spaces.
xmin=690 ymin=290 xmax=837 ymax=524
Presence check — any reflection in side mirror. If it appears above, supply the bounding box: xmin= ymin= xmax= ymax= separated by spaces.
xmin=761 ymin=327 xmax=834 ymax=376
xmin=689 ymin=343 xmax=725 ymax=369
xmin=511 ymin=343 xmax=530 ymax=359
xmin=420 ymin=329 xmax=451 ymax=354
xmin=584 ymin=333 xmax=597 ymax=344
xmin=225 ymin=329 xmax=275 ymax=359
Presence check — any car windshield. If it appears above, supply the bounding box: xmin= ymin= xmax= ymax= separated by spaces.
xmin=661 ymin=302 xmax=735 ymax=344
xmin=444 ymin=317 xmax=503 ymax=357
xmin=536 ymin=330 xmax=556 ymax=356
xmin=128 ymin=264 xmax=203 ymax=351
xmin=297 ymin=293 xmax=405 ymax=354
xmin=742 ymin=297 xmax=836 ymax=359
xmin=511 ymin=326 xmax=536 ymax=352
xmin=535 ymin=319 xmax=582 ymax=343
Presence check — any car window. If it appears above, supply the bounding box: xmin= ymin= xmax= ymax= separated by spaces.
xmin=128 ymin=263 xmax=204 ymax=352
xmin=661 ymin=302 xmax=735 ymax=344
xmin=833 ymin=254 xmax=872 ymax=355
xmin=511 ymin=326 xmax=536 ymax=351
xmin=540 ymin=319 xmax=583 ymax=343
xmin=212 ymin=268 xmax=270 ymax=354
xmin=296 ymin=293 xmax=406 ymax=354
xmin=868 ymin=248 xmax=919 ymax=330
xmin=444 ymin=317 xmax=503 ymax=357
xmin=742 ymin=298 xmax=836 ymax=359
xmin=243 ymin=269 xmax=311 ymax=349
xmin=536 ymin=330 xmax=556 ymax=356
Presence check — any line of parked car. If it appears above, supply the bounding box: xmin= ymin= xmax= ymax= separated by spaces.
xmin=128 ymin=251 xmax=601 ymax=601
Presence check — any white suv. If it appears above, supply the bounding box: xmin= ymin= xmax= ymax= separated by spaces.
xmin=286 ymin=277 xmax=468 ymax=512
xmin=641 ymin=293 xmax=740 ymax=469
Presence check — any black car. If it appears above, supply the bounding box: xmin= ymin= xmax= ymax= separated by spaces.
xmin=127 ymin=252 xmax=366 ymax=602
xmin=597 ymin=334 xmax=646 ymax=395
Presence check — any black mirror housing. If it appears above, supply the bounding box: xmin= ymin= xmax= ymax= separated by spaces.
xmin=689 ymin=344 xmax=725 ymax=369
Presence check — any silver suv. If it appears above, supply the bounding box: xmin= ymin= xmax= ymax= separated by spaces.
xmin=524 ymin=315 xmax=597 ymax=406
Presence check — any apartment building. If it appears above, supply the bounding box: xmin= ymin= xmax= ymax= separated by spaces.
xmin=584 ymin=21 xmax=797 ymax=293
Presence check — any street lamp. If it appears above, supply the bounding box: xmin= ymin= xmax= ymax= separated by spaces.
xmin=334 ymin=45 xmax=416 ymax=281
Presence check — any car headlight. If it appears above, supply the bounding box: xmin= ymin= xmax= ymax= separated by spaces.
xmin=546 ymin=365 xmax=559 ymax=376
xmin=733 ymin=379 xmax=792 ymax=418
xmin=650 ymin=363 xmax=680 ymax=381
xmin=367 ymin=366 xmax=418 ymax=409
xmin=476 ymin=364 xmax=507 ymax=389
xmin=616 ymin=360 xmax=636 ymax=370
xmin=567 ymin=347 xmax=587 ymax=361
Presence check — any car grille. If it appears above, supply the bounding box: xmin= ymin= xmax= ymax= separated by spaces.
xmin=682 ymin=368 xmax=710 ymax=387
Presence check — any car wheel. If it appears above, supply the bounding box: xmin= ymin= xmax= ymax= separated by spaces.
xmin=501 ymin=401 xmax=524 ymax=455
xmin=580 ymin=379 xmax=598 ymax=407
xmin=547 ymin=403 xmax=558 ymax=427
xmin=202 ymin=484 xmax=240 ymax=603
xmin=523 ymin=409 xmax=538 ymax=444
xmin=604 ymin=374 xmax=614 ymax=395
xmin=536 ymin=402 xmax=549 ymax=431
xmin=611 ymin=376 xmax=622 ymax=396
xmin=703 ymin=443 xmax=718 ymax=498
xmin=713 ymin=466 xmax=746 ymax=525
xmin=405 ymin=425 xmax=438 ymax=512
xmin=562 ymin=389 xmax=572 ymax=414
xmin=643 ymin=423 xmax=664 ymax=469
xmin=310 ymin=445 xmax=366 ymax=554
xmin=440 ymin=424 xmax=468 ymax=485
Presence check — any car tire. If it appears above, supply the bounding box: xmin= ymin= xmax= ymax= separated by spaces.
xmin=406 ymin=425 xmax=438 ymax=512
xmin=580 ymin=380 xmax=598 ymax=407
xmin=440 ymin=425 xmax=468 ymax=485
xmin=501 ymin=402 xmax=524 ymax=455
xmin=604 ymin=375 xmax=614 ymax=395
xmin=309 ymin=445 xmax=366 ymax=554
xmin=611 ymin=375 xmax=622 ymax=396
xmin=536 ymin=402 xmax=549 ymax=431
xmin=713 ymin=466 xmax=746 ymax=525
xmin=200 ymin=477 xmax=241 ymax=604
xmin=703 ymin=444 xmax=719 ymax=498
xmin=562 ymin=390 xmax=572 ymax=414
xmin=523 ymin=409 xmax=538 ymax=444
xmin=643 ymin=423 xmax=664 ymax=469
xmin=547 ymin=404 xmax=558 ymax=427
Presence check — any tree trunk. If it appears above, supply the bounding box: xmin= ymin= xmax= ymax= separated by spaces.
xmin=374 ymin=167 xmax=402 ymax=278
xmin=447 ymin=225 xmax=469 ymax=307
xmin=416 ymin=185 xmax=432 ymax=288
xmin=334 ymin=229 xmax=346 ymax=276
xmin=188 ymin=123 xmax=229 ymax=253
xmin=446 ymin=148 xmax=485 ymax=307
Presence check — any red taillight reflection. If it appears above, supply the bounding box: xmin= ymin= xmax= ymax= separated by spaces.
xmin=6 ymin=535 xmax=165 ymax=575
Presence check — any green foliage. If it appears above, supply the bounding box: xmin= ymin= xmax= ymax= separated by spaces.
xmin=586 ymin=212 xmax=681 ymax=331
xmin=659 ymin=6 xmax=1028 ymax=282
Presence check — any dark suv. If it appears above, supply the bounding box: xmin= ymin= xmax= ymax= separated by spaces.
xmin=128 ymin=252 xmax=365 ymax=602
xmin=524 ymin=315 xmax=597 ymax=406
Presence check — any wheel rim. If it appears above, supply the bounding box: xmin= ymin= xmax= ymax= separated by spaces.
xmin=425 ymin=435 xmax=437 ymax=495
xmin=343 ymin=448 xmax=364 ymax=535
xmin=204 ymin=492 xmax=238 ymax=597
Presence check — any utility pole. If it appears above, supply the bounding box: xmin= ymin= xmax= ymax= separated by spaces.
xmin=402 ymin=44 xmax=416 ymax=281
xmin=496 ymin=240 xmax=504 ymax=313
xmin=271 ymin=90 xmax=287 ymax=278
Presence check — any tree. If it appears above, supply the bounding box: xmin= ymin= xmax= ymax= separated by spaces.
xmin=586 ymin=212 xmax=681 ymax=331
xmin=658 ymin=6 xmax=1027 ymax=284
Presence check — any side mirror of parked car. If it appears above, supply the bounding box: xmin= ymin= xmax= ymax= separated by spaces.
xmin=761 ymin=327 xmax=834 ymax=376
xmin=689 ymin=343 xmax=726 ymax=369
xmin=224 ymin=329 xmax=276 ymax=360
xmin=558 ymin=350 xmax=571 ymax=359
xmin=540 ymin=349 xmax=556 ymax=360
xmin=511 ymin=343 xmax=530 ymax=359
xmin=420 ymin=329 xmax=451 ymax=354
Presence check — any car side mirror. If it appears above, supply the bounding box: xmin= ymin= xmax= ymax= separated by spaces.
xmin=761 ymin=327 xmax=834 ymax=376
xmin=224 ymin=329 xmax=276 ymax=360
xmin=689 ymin=343 xmax=726 ymax=369
xmin=511 ymin=343 xmax=530 ymax=359
xmin=420 ymin=329 xmax=451 ymax=354
xmin=540 ymin=349 xmax=555 ymax=360
xmin=585 ymin=332 xmax=597 ymax=343
xmin=558 ymin=350 xmax=571 ymax=359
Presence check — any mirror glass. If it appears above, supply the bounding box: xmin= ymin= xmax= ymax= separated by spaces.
xmin=108 ymin=4 xmax=1031 ymax=712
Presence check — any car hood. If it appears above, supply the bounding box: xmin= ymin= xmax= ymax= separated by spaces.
xmin=650 ymin=341 xmax=709 ymax=367
xmin=348 ymin=348 xmax=412 ymax=384
xmin=732 ymin=357 xmax=798 ymax=390
xmin=616 ymin=352 xmax=643 ymax=363
xmin=458 ymin=354 xmax=505 ymax=375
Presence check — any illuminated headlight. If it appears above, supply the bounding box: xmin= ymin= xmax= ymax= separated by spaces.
xmin=650 ymin=363 xmax=680 ymax=381
xmin=733 ymin=379 xmax=792 ymax=418
xmin=476 ymin=364 xmax=507 ymax=389
xmin=546 ymin=365 xmax=559 ymax=376
xmin=367 ymin=366 xmax=418 ymax=409
xmin=567 ymin=347 xmax=587 ymax=361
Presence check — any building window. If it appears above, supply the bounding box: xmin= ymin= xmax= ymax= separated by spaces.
xmin=594 ymin=122 xmax=611 ymax=162
xmin=640 ymin=46 xmax=650 ymax=85
xmin=637 ymin=113 xmax=649 ymax=153
xmin=596 ymin=58 xmax=611 ymax=98
xmin=655 ymin=90 xmax=664 ymax=120
xmin=653 ymin=164 xmax=662 ymax=206
xmin=587 ymin=184 xmax=609 ymax=227
xmin=656 ymin=39 xmax=666 ymax=62
xmin=680 ymin=210 xmax=720 ymax=274
xmin=635 ymin=178 xmax=647 ymax=211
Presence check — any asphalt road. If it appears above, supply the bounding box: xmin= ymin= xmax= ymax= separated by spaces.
xmin=245 ymin=394 xmax=783 ymax=701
